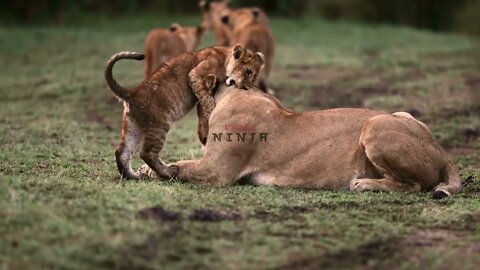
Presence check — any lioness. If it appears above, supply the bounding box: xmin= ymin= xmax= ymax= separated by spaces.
xmin=144 ymin=23 xmax=205 ymax=79
xmin=199 ymin=0 xmax=231 ymax=46
xmin=199 ymin=0 xmax=270 ymax=46
xmin=221 ymin=7 xmax=274 ymax=92
xmin=142 ymin=75 xmax=462 ymax=199
xmin=104 ymin=45 xmax=265 ymax=180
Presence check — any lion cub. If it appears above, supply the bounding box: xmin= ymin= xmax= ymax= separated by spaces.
xmin=221 ymin=8 xmax=274 ymax=93
xmin=104 ymin=44 xmax=265 ymax=180
xmin=144 ymin=23 xmax=205 ymax=79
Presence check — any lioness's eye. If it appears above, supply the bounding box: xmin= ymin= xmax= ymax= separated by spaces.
xmin=245 ymin=69 xmax=253 ymax=77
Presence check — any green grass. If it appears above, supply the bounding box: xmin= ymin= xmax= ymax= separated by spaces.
xmin=1 ymin=15 xmax=480 ymax=269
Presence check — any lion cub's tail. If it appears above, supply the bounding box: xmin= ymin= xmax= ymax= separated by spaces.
xmin=105 ymin=51 xmax=145 ymax=100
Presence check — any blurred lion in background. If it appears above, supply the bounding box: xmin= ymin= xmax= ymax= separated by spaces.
xmin=144 ymin=23 xmax=205 ymax=79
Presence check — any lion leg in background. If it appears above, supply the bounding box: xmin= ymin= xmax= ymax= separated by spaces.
xmin=115 ymin=113 xmax=142 ymax=179
xmin=258 ymin=75 xmax=269 ymax=93
xmin=139 ymin=123 xmax=179 ymax=179
xmin=433 ymin=161 xmax=463 ymax=199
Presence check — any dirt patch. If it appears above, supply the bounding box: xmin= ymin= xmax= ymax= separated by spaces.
xmin=286 ymin=65 xmax=357 ymax=82
xmin=188 ymin=208 xmax=240 ymax=222
xmin=137 ymin=207 xmax=241 ymax=223
xmin=462 ymin=127 xmax=480 ymax=143
xmin=462 ymin=212 xmax=480 ymax=231
xmin=252 ymin=205 xmax=317 ymax=222
xmin=309 ymin=83 xmax=390 ymax=109
xmin=137 ymin=206 xmax=182 ymax=222
xmin=276 ymin=228 xmax=480 ymax=270
xmin=85 ymin=109 xmax=114 ymax=131
xmin=465 ymin=75 xmax=480 ymax=88
xmin=403 ymin=107 xmax=423 ymax=118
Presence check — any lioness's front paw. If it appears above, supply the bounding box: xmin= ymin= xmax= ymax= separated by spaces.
xmin=137 ymin=164 xmax=158 ymax=179
xmin=164 ymin=165 xmax=179 ymax=180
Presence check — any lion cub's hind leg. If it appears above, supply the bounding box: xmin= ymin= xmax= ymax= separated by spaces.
xmin=115 ymin=113 xmax=142 ymax=179
xmin=139 ymin=124 xmax=179 ymax=179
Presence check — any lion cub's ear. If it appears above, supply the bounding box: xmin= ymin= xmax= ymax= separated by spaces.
xmin=255 ymin=52 xmax=265 ymax=69
xmin=232 ymin=44 xmax=246 ymax=60
xmin=170 ymin=23 xmax=181 ymax=32
xmin=205 ymin=74 xmax=218 ymax=92
xmin=199 ymin=0 xmax=210 ymax=11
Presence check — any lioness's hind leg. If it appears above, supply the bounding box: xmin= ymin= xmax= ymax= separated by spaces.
xmin=139 ymin=126 xmax=178 ymax=179
xmin=115 ymin=115 xmax=142 ymax=179
xmin=350 ymin=177 xmax=420 ymax=192
xmin=433 ymin=162 xmax=463 ymax=199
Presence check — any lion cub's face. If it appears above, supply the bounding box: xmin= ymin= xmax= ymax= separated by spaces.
xmin=225 ymin=44 xmax=265 ymax=89
xmin=171 ymin=24 xmax=205 ymax=52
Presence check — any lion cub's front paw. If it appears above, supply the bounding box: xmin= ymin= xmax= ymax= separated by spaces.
xmin=137 ymin=164 xmax=158 ymax=179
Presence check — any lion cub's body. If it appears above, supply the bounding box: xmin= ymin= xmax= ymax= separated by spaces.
xmin=105 ymin=45 xmax=264 ymax=180
xmin=164 ymin=84 xmax=462 ymax=198
xmin=144 ymin=25 xmax=204 ymax=79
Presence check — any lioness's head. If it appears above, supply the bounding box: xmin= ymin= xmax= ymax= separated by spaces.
xmin=199 ymin=0 xmax=231 ymax=30
xmin=170 ymin=23 xmax=206 ymax=52
xmin=225 ymin=44 xmax=265 ymax=90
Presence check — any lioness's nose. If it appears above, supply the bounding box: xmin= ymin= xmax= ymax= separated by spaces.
xmin=226 ymin=78 xmax=236 ymax=87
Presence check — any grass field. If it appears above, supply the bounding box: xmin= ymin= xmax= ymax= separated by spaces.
xmin=1 ymin=15 xmax=480 ymax=269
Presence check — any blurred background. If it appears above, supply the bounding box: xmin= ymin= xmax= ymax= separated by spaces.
xmin=2 ymin=0 xmax=480 ymax=35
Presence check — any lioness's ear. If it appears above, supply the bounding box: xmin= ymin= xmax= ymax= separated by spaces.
xmin=170 ymin=23 xmax=180 ymax=32
xmin=255 ymin=52 xmax=265 ymax=69
xmin=221 ymin=15 xmax=229 ymax=25
xmin=205 ymin=74 xmax=217 ymax=89
xmin=222 ymin=0 xmax=230 ymax=4
xmin=233 ymin=44 xmax=246 ymax=60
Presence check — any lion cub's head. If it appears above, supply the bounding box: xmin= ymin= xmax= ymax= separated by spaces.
xmin=225 ymin=44 xmax=265 ymax=90
xmin=170 ymin=23 xmax=206 ymax=52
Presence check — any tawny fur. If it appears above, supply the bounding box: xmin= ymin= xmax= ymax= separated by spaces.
xmin=104 ymin=45 xmax=264 ymax=180
xmin=199 ymin=0 xmax=231 ymax=46
xmin=144 ymin=24 xmax=205 ymax=79
xmin=199 ymin=0 xmax=270 ymax=46
xmin=221 ymin=7 xmax=274 ymax=92
xmin=140 ymin=77 xmax=462 ymax=199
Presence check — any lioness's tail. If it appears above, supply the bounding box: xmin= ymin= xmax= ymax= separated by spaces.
xmin=433 ymin=162 xmax=463 ymax=199
xmin=105 ymin=51 xmax=145 ymax=100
